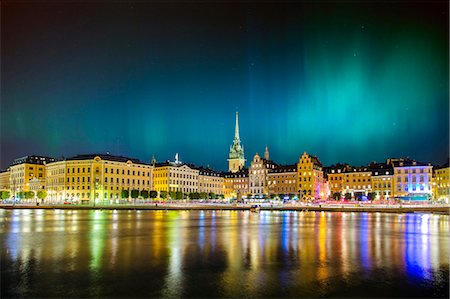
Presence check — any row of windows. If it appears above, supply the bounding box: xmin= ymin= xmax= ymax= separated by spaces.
xmin=67 ymin=185 xmax=90 ymax=190
xmin=395 ymin=168 xmax=430 ymax=174
xmin=397 ymin=185 xmax=430 ymax=191
xmin=273 ymin=187 xmax=296 ymax=192
xmin=373 ymin=183 xmax=391 ymax=188
xmin=268 ymin=180 xmax=295 ymax=185
xmin=200 ymin=178 xmax=223 ymax=182
xmin=345 ymin=185 xmax=371 ymax=189
xmin=67 ymin=167 xmax=90 ymax=174
xmin=104 ymin=177 xmax=150 ymax=185
xmin=168 ymin=180 xmax=197 ymax=186
xmin=234 ymin=184 xmax=248 ymax=189
xmin=199 ymin=183 xmax=222 ymax=188
xmin=104 ymin=168 xmax=150 ymax=177
xmin=396 ymin=176 xmax=428 ymax=182
xmin=154 ymin=180 xmax=167 ymax=185
xmin=299 ymin=184 xmax=312 ymax=189
xmin=395 ymin=168 xmax=431 ymax=173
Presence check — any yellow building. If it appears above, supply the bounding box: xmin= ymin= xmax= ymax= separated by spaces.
xmin=390 ymin=158 xmax=433 ymax=200
xmin=153 ymin=161 xmax=199 ymax=196
xmin=46 ymin=154 xmax=153 ymax=204
xmin=343 ymin=167 xmax=372 ymax=199
xmin=267 ymin=164 xmax=297 ymax=198
xmin=198 ymin=168 xmax=224 ymax=196
xmin=9 ymin=155 xmax=55 ymax=198
xmin=325 ymin=164 xmax=350 ymax=199
xmin=434 ymin=161 xmax=449 ymax=203
xmin=0 ymin=169 xmax=10 ymax=191
xmin=297 ymin=152 xmax=326 ymax=200
xmin=223 ymin=169 xmax=249 ymax=199
xmin=370 ymin=163 xmax=394 ymax=200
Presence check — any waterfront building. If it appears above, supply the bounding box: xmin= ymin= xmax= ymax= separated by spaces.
xmin=248 ymin=147 xmax=277 ymax=197
xmin=197 ymin=167 xmax=224 ymax=196
xmin=390 ymin=158 xmax=433 ymax=200
xmin=325 ymin=164 xmax=351 ymax=199
xmin=370 ymin=162 xmax=394 ymax=200
xmin=267 ymin=164 xmax=297 ymax=198
xmin=343 ymin=166 xmax=372 ymax=200
xmin=223 ymin=168 xmax=249 ymax=199
xmin=153 ymin=159 xmax=199 ymax=196
xmin=228 ymin=112 xmax=246 ymax=173
xmin=9 ymin=155 xmax=55 ymax=197
xmin=46 ymin=154 xmax=153 ymax=204
xmin=297 ymin=152 xmax=326 ymax=200
xmin=433 ymin=160 xmax=449 ymax=203
xmin=0 ymin=169 xmax=10 ymax=191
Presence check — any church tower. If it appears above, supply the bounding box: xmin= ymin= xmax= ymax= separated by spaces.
xmin=228 ymin=112 xmax=246 ymax=172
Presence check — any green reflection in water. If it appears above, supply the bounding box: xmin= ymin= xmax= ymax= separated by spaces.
xmin=89 ymin=210 xmax=107 ymax=272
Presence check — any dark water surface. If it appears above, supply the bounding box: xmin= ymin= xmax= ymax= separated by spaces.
xmin=1 ymin=209 xmax=449 ymax=298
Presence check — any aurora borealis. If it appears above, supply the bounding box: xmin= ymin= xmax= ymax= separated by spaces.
xmin=1 ymin=1 xmax=448 ymax=170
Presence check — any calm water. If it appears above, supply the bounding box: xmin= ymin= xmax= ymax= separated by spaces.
xmin=1 ymin=209 xmax=449 ymax=298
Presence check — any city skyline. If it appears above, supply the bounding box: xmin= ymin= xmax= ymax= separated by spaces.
xmin=2 ymin=1 xmax=448 ymax=171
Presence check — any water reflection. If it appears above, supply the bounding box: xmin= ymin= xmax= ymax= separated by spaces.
xmin=1 ymin=210 xmax=449 ymax=298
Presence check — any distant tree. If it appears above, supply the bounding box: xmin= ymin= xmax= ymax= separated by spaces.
xmin=190 ymin=192 xmax=200 ymax=200
xmin=140 ymin=190 xmax=149 ymax=199
xmin=149 ymin=190 xmax=158 ymax=199
xmin=270 ymin=193 xmax=276 ymax=199
xmin=121 ymin=190 xmax=129 ymax=199
xmin=37 ymin=190 xmax=47 ymax=200
xmin=1 ymin=191 xmax=10 ymax=200
xmin=20 ymin=191 xmax=33 ymax=200
xmin=199 ymin=192 xmax=207 ymax=199
xmin=344 ymin=193 xmax=352 ymax=201
xmin=160 ymin=191 xmax=168 ymax=199
xmin=169 ymin=191 xmax=176 ymax=200
xmin=247 ymin=193 xmax=253 ymax=199
xmin=332 ymin=192 xmax=341 ymax=201
xmin=218 ymin=194 xmax=225 ymax=199
xmin=367 ymin=192 xmax=376 ymax=201
xmin=278 ymin=194 xmax=285 ymax=200
xmin=131 ymin=189 xmax=139 ymax=199
xmin=175 ymin=191 xmax=183 ymax=200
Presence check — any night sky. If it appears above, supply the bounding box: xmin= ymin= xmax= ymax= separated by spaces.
xmin=1 ymin=0 xmax=448 ymax=171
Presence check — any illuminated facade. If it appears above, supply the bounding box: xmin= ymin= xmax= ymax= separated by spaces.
xmin=297 ymin=152 xmax=326 ymax=200
xmin=153 ymin=161 xmax=199 ymax=195
xmin=0 ymin=169 xmax=10 ymax=191
xmin=267 ymin=164 xmax=297 ymax=197
xmin=228 ymin=112 xmax=246 ymax=173
xmin=390 ymin=158 xmax=433 ymax=199
xmin=9 ymin=155 xmax=55 ymax=196
xmin=249 ymin=148 xmax=276 ymax=197
xmin=223 ymin=169 xmax=249 ymax=199
xmin=198 ymin=167 xmax=224 ymax=195
xmin=46 ymin=154 xmax=153 ymax=203
xmin=433 ymin=161 xmax=449 ymax=203
xmin=325 ymin=164 xmax=351 ymax=198
xmin=343 ymin=167 xmax=372 ymax=199
xmin=370 ymin=163 xmax=394 ymax=200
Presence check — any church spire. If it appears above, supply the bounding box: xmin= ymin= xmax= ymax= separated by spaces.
xmin=228 ymin=111 xmax=245 ymax=172
xmin=264 ymin=145 xmax=269 ymax=160
xmin=234 ymin=111 xmax=240 ymax=141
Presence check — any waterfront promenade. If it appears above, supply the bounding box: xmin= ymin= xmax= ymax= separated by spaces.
xmin=2 ymin=202 xmax=449 ymax=214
